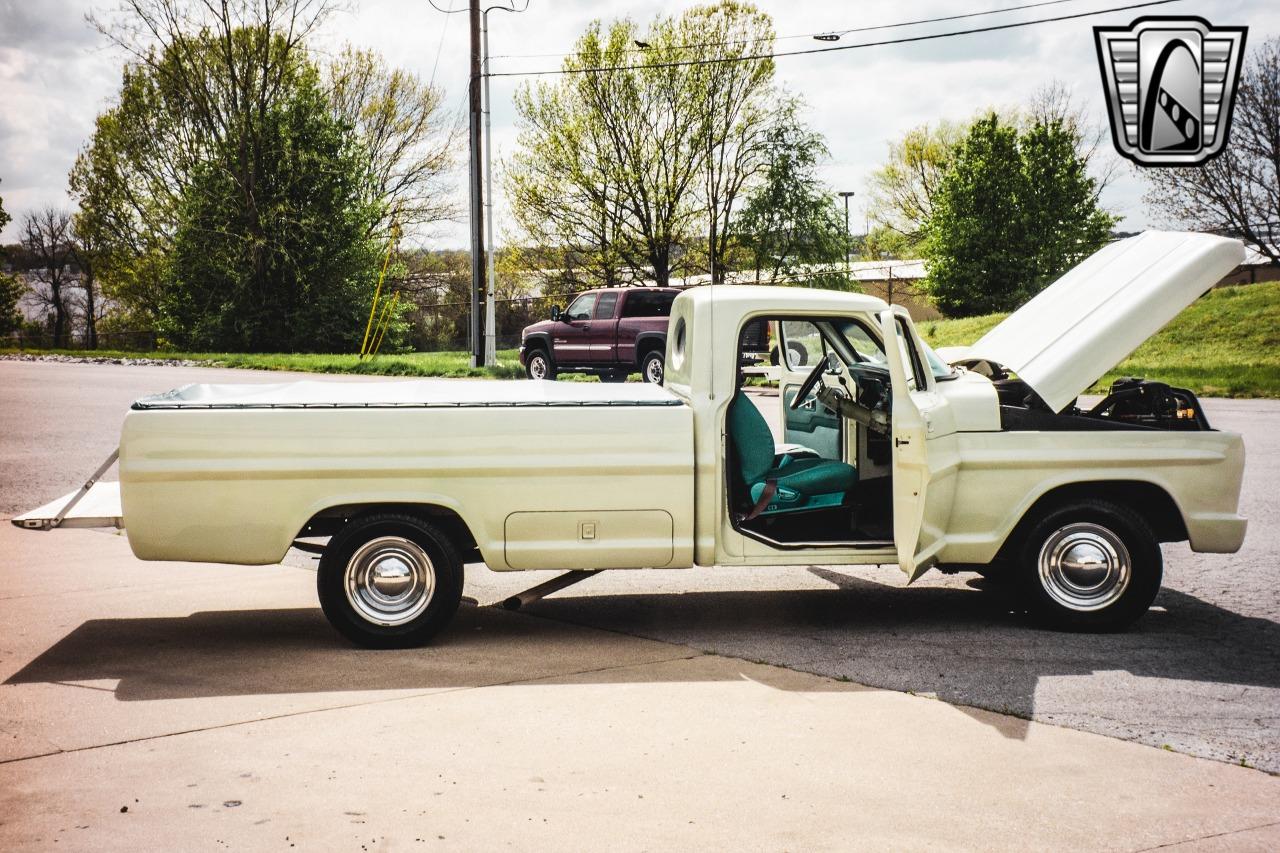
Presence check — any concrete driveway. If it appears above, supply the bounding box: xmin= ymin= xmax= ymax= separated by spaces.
xmin=2 ymin=359 xmax=1278 ymax=850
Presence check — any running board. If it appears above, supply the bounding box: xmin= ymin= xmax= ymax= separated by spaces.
xmin=501 ymin=570 xmax=600 ymax=611
xmin=11 ymin=449 xmax=123 ymax=531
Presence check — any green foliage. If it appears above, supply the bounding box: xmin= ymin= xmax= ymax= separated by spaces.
xmin=734 ymin=103 xmax=849 ymax=287
xmin=866 ymin=121 xmax=963 ymax=250
xmin=70 ymin=10 xmax=445 ymax=353
xmin=922 ymin=113 xmax=1116 ymax=317
xmin=918 ymin=282 xmax=1280 ymax=398
xmin=0 ymin=181 xmax=19 ymax=334
xmin=167 ymin=63 xmax=382 ymax=351
xmin=507 ymin=1 xmax=779 ymax=288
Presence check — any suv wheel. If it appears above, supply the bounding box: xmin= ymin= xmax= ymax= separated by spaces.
xmin=525 ymin=348 xmax=556 ymax=380
xmin=1014 ymin=499 xmax=1161 ymax=632
xmin=641 ymin=350 xmax=664 ymax=384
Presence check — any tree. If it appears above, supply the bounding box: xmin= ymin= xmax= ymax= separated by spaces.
xmin=866 ymin=121 xmax=963 ymax=251
xmin=1143 ymin=35 xmax=1280 ymax=266
xmin=71 ymin=0 xmax=450 ymax=349
xmin=325 ymin=47 xmax=460 ymax=239
xmin=20 ymin=208 xmax=75 ymax=347
xmin=682 ymin=2 xmax=776 ymax=283
xmin=733 ymin=104 xmax=847 ymax=287
xmin=165 ymin=60 xmax=382 ymax=351
xmin=922 ymin=113 xmax=1115 ymax=317
xmin=0 ymin=181 xmax=21 ymax=335
xmin=507 ymin=2 xmax=781 ymax=287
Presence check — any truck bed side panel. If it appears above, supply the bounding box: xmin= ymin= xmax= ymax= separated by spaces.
xmin=120 ymin=403 xmax=695 ymax=569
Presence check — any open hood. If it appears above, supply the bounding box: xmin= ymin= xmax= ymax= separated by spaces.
xmin=962 ymin=231 xmax=1244 ymax=412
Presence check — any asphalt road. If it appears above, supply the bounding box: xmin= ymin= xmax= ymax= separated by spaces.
xmin=3 ymin=359 xmax=1278 ymax=774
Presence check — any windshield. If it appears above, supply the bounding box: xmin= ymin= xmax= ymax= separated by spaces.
xmin=828 ymin=318 xmax=955 ymax=381
xmin=919 ymin=338 xmax=957 ymax=381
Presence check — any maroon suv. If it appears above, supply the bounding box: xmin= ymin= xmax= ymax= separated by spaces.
xmin=519 ymin=287 xmax=679 ymax=383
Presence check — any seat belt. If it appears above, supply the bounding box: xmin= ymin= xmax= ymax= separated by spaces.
xmin=742 ymin=479 xmax=778 ymax=522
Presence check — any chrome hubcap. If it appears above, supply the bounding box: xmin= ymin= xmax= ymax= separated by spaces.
xmin=529 ymin=355 xmax=548 ymax=380
xmin=345 ymin=536 xmax=435 ymax=626
xmin=645 ymin=358 xmax=662 ymax=383
xmin=1038 ymin=522 xmax=1131 ymax=611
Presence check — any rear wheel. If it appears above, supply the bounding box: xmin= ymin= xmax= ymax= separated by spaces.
xmin=641 ymin=350 xmax=664 ymax=385
xmin=318 ymin=513 xmax=463 ymax=648
xmin=525 ymin=348 xmax=556 ymax=380
xmin=1014 ymin=499 xmax=1161 ymax=632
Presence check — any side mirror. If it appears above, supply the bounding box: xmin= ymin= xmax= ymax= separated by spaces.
xmin=550 ymin=304 xmax=562 ymax=322
xmin=825 ymin=350 xmax=845 ymax=376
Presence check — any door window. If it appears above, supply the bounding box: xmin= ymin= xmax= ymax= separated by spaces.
xmin=594 ymin=291 xmax=619 ymax=320
xmin=565 ymin=293 xmax=597 ymax=322
xmin=892 ymin=316 xmax=928 ymax=392
xmin=779 ymin=320 xmax=825 ymax=370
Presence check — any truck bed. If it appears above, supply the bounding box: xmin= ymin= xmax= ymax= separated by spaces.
xmin=120 ymin=379 xmax=696 ymax=571
xmin=133 ymin=379 xmax=683 ymax=409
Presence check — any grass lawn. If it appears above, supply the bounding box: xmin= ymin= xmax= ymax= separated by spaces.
xmin=919 ymin=281 xmax=1280 ymax=399
xmin=1 ymin=348 xmax=529 ymax=379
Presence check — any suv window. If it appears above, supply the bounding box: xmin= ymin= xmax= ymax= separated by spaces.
xmin=565 ymin=293 xmax=596 ymax=322
xmin=621 ymin=289 xmax=676 ymax=318
xmin=594 ymin=291 xmax=619 ymax=320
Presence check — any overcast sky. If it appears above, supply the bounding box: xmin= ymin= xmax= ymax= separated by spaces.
xmin=1 ymin=0 xmax=1275 ymax=248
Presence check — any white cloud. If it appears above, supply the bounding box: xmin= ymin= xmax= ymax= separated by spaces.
xmin=2 ymin=0 xmax=1276 ymax=247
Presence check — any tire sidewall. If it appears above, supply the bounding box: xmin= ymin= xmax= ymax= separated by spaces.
xmin=1015 ymin=500 xmax=1162 ymax=632
xmin=525 ymin=349 xmax=555 ymax=380
xmin=318 ymin=514 xmax=463 ymax=648
xmin=642 ymin=351 xmax=664 ymax=384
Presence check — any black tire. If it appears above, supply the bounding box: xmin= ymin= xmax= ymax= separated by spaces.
xmin=1013 ymin=499 xmax=1161 ymax=632
xmin=786 ymin=340 xmax=808 ymax=368
xmin=600 ymin=368 xmax=629 ymax=383
xmin=524 ymin=348 xmax=556 ymax=380
xmin=317 ymin=513 xmax=464 ymax=648
xmin=641 ymin=350 xmax=665 ymax=385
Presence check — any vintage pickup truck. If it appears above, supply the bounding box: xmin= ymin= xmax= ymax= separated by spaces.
xmin=14 ymin=231 xmax=1248 ymax=648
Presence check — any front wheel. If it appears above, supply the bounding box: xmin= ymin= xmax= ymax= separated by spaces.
xmin=318 ymin=513 xmax=464 ymax=648
xmin=524 ymin=349 xmax=556 ymax=380
xmin=1014 ymin=499 xmax=1161 ymax=632
xmin=641 ymin=350 xmax=664 ymax=385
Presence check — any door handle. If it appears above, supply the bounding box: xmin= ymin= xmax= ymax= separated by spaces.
xmin=895 ymin=437 xmax=910 ymax=447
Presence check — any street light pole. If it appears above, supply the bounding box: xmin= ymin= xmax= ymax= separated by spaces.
xmin=838 ymin=190 xmax=855 ymax=281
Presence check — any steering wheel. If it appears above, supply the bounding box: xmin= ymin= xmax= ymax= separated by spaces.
xmin=790 ymin=359 xmax=829 ymax=410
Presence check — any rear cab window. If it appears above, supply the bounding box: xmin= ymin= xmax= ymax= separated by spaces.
xmin=621 ymin=289 xmax=677 ymax=318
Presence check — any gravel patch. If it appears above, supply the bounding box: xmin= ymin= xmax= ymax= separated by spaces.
xmin=0 ymin=353 xmax=214 ymax=369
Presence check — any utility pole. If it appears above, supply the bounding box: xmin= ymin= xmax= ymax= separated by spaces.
xmin=481 ymin=10 xmax=497 ymax=365
xmin=467 ymin=0 xmax=486 ymax=367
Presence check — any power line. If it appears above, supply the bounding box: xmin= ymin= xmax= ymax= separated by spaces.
xmin=491 ymin=0 xmax=1086 ymax=61
xmin=486 ymin=0 xmax=1182 ymax=79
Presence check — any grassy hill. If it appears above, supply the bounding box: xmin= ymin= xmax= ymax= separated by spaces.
xmin=918 ymin=281 xmax=1280 ymax=398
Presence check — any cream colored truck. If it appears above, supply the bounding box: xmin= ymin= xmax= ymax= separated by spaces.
xmin=13 ymin=231 xmax=1248 ymax=647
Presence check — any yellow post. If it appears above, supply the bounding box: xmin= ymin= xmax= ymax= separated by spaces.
xmin=369 ymin=291 xmax=400 ymax=358
xmin=361 ymin=220 xmax=400 ymax=358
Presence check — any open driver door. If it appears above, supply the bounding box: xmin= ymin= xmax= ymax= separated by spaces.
xmin=878 ymin=307 xmax=956 ymax=581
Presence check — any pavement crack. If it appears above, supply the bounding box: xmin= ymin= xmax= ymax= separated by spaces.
xmin=0 ymin=648 xmax=700 ymax=768
xmin=1131 ymin=819 xmax=1280 ymax=851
